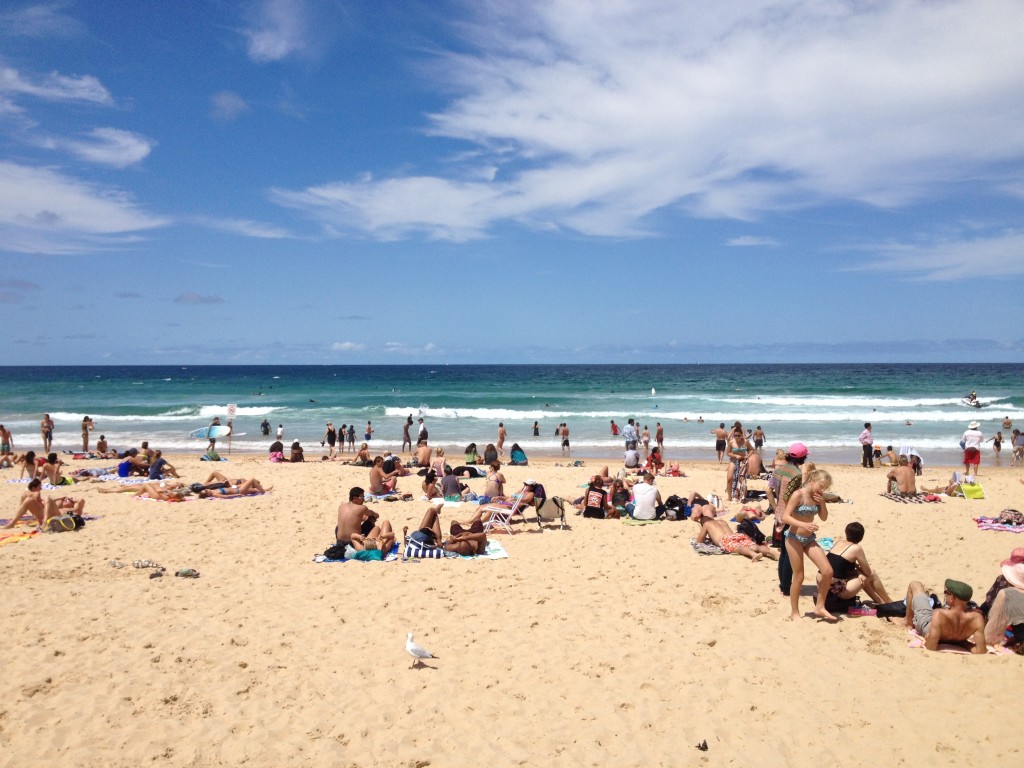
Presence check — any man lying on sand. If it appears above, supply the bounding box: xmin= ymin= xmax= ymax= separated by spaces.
xmin=905 ymin=578 xmax=986 ymax=653
xmin=691 ymin=508 xmax=778 ymax=561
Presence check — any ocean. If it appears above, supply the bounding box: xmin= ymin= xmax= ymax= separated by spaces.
xmin=1 ymin=364 xmax=1021 ymax=466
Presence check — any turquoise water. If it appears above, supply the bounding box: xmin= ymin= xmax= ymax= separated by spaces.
xmin=1 ymin=364 xmax=1021 ymax=465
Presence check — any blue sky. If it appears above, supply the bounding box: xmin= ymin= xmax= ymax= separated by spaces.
xmin=1 ymin=0 xmax=1022 ymax=365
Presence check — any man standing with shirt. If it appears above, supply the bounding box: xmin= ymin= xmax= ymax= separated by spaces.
xmin=859 ymin=422 xmax=874 ymax=468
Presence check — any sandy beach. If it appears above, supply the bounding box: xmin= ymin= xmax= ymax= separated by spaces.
xmin=2 ymin=449 xmax=1023 ymax=767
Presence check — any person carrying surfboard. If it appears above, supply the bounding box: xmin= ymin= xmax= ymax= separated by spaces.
xmin=208 ymin=417 xmax=221 ymax=450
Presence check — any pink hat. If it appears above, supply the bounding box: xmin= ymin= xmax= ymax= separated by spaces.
xmin=787 ymin=442 xmax=809 ymax=458
xmin=1001 ymin=548 xmax=1024 ymax=589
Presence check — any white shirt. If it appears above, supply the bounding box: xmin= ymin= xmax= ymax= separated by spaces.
xmin=632 ymin=482 xmax=660 ymax=520
xmin=962 ymin=428 xmax=984 ymax=450
xmin=859 ymin=428 xmax=872 ymax=446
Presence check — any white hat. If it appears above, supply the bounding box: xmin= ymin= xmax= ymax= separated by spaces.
xmin=968 ymin=421 xmax=980 ymax=430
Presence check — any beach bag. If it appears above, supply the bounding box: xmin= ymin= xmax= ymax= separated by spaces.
xmin=47 ymin=514 xmax=83 ymax=532
xmin=322 ymin=543 xmax=348 ymax=560
xmin=875 ymin=600 xmax=908 ymax=618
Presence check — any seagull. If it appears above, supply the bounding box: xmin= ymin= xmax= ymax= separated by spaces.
xmin=406 ymin=632 xmax=437 ymax=668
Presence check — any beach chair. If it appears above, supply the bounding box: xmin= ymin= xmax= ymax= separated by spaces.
xmin=481 ymin=493 xmax=528 ymax=535
xmin=949 ymin=472 xmax=985 ymax=499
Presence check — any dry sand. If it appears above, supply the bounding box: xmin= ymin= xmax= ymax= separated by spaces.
xmin=2 ymin=450 xmax=1023 ymax=767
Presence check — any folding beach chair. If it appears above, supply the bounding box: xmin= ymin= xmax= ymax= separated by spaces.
xmin=482 ymin=493 xmax=528 ymax=535
xmin=949 ymin=472 xmax=985 ymax=499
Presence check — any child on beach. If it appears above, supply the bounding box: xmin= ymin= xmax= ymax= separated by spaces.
xmin=780 ymin=469 xmax=836 ymax=621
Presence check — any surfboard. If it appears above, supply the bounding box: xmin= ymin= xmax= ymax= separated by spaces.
xmin=189 ymin=425 xmax=234 ymax=439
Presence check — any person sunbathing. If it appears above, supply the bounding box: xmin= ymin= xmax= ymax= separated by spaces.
xmin=422 ymin=470 xmax=443 ymax=500
xmin=197 ymin=478 xmax=271 ymax=498
xmin=406 ymin=504 xmax=489 ymax=556
xmin=40 ymin=453 xmax=71 ymax=486
xmin=691 ymin=509 xmax=778 ymax=561
xmin=904 ymin=579 xmax=986 ymax=653
xmin=369 ymin=456 xmax=400 ymax=495
xmin=885 ymin=456 xmax=917 ymax=495
xmin=3 ymin=479 xmax=77 ymax=528
xmin=336 ymin=486 xmax=395 ymax=553
xmin=818 ymin=522 xmax=892 ymax=611
xmin=483 ymin=461 xmax=507 ymax=501
xmin=100 ymin=480 xmax=189 ymax=500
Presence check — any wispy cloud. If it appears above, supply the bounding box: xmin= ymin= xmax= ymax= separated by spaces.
xmin=174 ymin=292 xmax=226 ymax=305
xmin=331 ymin=341 xmax=366 ymax=352
xmin=0 ymin=161 xmax=169 ymax=254
xmin=210 ymin=90 xmax=250 ymax=122
xmin=849 ymin=230 xmax=1024 ymax=281
xmin=193 ymin=216 xmax=293 ymax=239
xmin=272 ymin=0 xmax=1024 ymax=241
xmin=0 ymin=3 xmax=87 ymax=39
xmin=0 ymin=65 xmax=112 ymax=104
xmin=727 ymin=236 xmax=779 ymax=247
xmin=63 ymin=128 xmax=155 ymax=167
xmin=241 ymin=0 xmax=339 ymax=63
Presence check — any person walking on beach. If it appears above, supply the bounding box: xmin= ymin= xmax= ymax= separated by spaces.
xmin=655 ymin=422 xmax=664 ymax=454
xmin=497 ymin=422 xmax=507 ymax=456
xmin=752 ymin=426 xmax=765 ymax=454
xmin=772 ymin=443 xmax=808 ymax=596
xmin=0 ymin=424 xmax=13 ymax=461
xmin=402 ymin=415 xmax=413 ymax=453
xmin=859 ymin=423 xmax=874 ymax=468
xmin=962 ymin=420 xmax=983 ymax=476
xmin=610 ymin=420 xmax=619 ymax=436
xmin=208 ymin=416 xmax=221 ymax=451
xmin=40 ymin=414 xmax=54 ymax=453
xmin=560 ymin=423 xmax=570 ymax=456
xmin=641 ymin=425 xmax=651 ymax=461
xmin=321 ymin=421 xmax=338 ymax=459
xmin=711 ymin=423 xmax=727 ymax=463
xmin=347 ymin=424 xmax=356 ymax=451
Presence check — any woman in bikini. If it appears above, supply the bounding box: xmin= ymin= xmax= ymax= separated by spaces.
xmin=780 ymin=469 xmax=836 ymax=621
xmin=197 ymin=478 xmax=271 ymax=498
xmin=484 ymin=461 xmax=506 ymax=502
xmin=725 ymin=424 xmax=753 ymax=502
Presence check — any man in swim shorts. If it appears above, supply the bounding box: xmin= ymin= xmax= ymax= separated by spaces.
xmin=711 ymin=423 xmax=727 ymax=463
xmin=885 ymin=456 xmax=917 ymax=496
xmin=691 ymin=510 xmax=777 ymax=562
xmin=904 ymin=578 xmax=985 ymax=653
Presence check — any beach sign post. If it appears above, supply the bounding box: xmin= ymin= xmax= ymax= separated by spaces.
xmin=227 ymin=404 xmax=237 ymax=454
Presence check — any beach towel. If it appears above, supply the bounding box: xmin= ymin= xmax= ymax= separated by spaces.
xmin=622 ymin=518 xmax=661 ymax=525
xmin=314 ymin=542 xmax=400 ymax=563
xmin=0 ymin=530 xmax=40 ymax=547
xmin=974 ymin=517 xmax=1024 ymax=534
xmin=879 ymin=493 xmax=939 ymax=504
xmin=459 ymin=540 xmax=509 ymax=560
xmin=906 ymin=629 xmax=1011 ymax=655
xmin=689 ymin=538 xmax=726 ymax=555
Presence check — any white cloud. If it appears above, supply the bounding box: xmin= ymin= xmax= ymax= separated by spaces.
xmin=272 ymin=0 xmax=1024 ymax=241
xmin=727 ymin=236 xmax=779 ymax=247
xmin=63 ymin=128 xmax=155 ymax=167
xmin=331 ymin=341 xmax=366 ymax=352
xmin=849 ymin=230 xmax=1024 ymax=281
xmin=0 ymin=161 xmax=168 ymax=254
xmin=210 ymin=90 xmax=250 ymax=122
xmin=193 ymin=216 xmax=293 ymax=239
xmin=0 ymin=4 xmax=87 ymax=38
xmin=241 ymin=0 xmax=324 ymax=63
xmin=0 ymin=65 xmax=112 ymax=104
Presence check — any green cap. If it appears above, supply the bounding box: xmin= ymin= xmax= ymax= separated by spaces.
xmin=944 ymin=579 xmax=973 ymax=602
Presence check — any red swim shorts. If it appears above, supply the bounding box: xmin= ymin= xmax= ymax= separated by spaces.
xmin=963 ymin=448 xmax=981 ymax=464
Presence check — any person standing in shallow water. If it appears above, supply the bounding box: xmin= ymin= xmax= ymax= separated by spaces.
xmin=497 ymin=422 xmax=507 ymax=456
xmin=40 ymin=414 xmax=54 ymax=454
xmin=81 ymin=416 xmax=94 ymax=452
